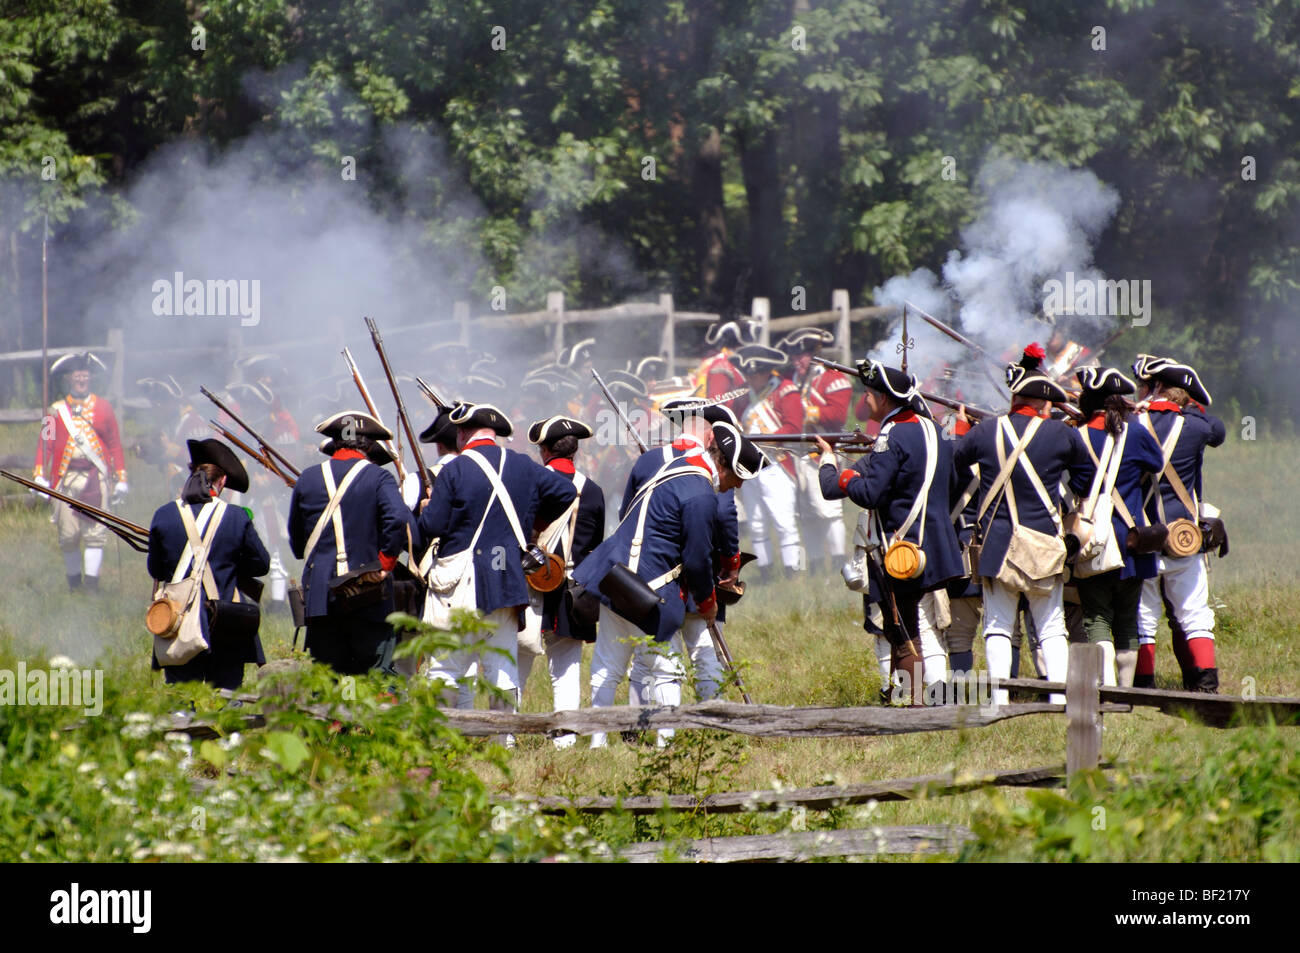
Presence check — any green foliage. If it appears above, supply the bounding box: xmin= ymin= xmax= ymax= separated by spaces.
xmin=960 ymin=727 xmax=1300 ymax=862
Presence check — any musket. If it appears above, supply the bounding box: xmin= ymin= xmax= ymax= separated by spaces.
xmin=200 ymin=386 xmax=302 ymax=480
xmin=209 ymin=419 xmax=295 ymax=487
xmin=812 ymin=356 xmax=1002 ymax=422
xmin=2 ymin=469 xmax=149 ymax=552
xmin=904 ymin=301 xmax=1011 ymax=400
xmin=706 ymin=621 xmax=754 ymax=705
xmin=752 ymin=431 xmax=876 ymax=449
xmin=415 ymin=376 xmax=450 ymax=410
xmin=365 ymin=317 xmax=429 ymax=495
xmin=341 ymin=347 xmax=407 ymax=483
xmin=591 ymin=368 xmax=649 ymax=453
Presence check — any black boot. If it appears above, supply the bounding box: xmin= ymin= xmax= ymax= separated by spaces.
xmin=83 ymin=575 xmax=99 ymax=593
xmin=759 ymin=566 xmax=772 ymax=585
xmin=1133 ymin=673 xmax=1156 ymax=689
xmin=67 ymin=575 xmax=82 ymax=591
xmin=1190 ymin=668 xmax=1219 ymax=694
xmin=807 ymin=558 xmax=824 ymax=577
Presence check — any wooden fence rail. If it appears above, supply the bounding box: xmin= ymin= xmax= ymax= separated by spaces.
xmin=616 ymin=825 xmax=975 ymax=862
xmin=508 ymin=763 xmax=1081 ymax=815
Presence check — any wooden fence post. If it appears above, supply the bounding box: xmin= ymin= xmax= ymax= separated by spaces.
xmin=1066 ymin=642 xmax=1103 ymax=776
xmin=658 ymin=293 xmax=675 ymax=373
xmin=832 ymin=289 xmax=850 ymax=365
xmin=547 ymin=291 xmax=565 ymax=356
xmin=752 ymin=297 xmax=770 ymax=345
xmin=453 ymin=300 xmax=470 ymax=346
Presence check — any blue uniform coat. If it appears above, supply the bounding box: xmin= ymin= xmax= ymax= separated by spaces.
xmin=1138 ymin=404 xmax=1226 ymax=524
xmin=1069 ymin=416 xmax=1166 ymax=580
xmin=820 ymin=412 xmax=965 ymax=594
xmin=952 ymin=411 xmax=1092 ymax=579
xmin=575 ymin=455 xmax=718 ymax=641
xmin=541 ymin=463 xmax=606 ymax=640
xmin=288 ymin=457 xmax=413 ymax=619
xmin=148 ymin=497 xmax=271 ymax=663
xmin=416 ymin=444 xmax=577 ymax=616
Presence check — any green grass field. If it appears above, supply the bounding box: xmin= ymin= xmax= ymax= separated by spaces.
xmin=1 ymin=419 xmax=1297 ymax=861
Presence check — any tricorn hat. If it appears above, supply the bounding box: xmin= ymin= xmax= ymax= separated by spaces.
xmin=136 ymin=375 xmax=184 ymax=401
xmin=528 ymin=415 xmax=594 ymax=445
xmin=1133 ymin=355 xmax=1211 ymax=405
xmin=705 ymin=318 xmax=762 ymax=349
xmin=660 ymin=396 xmax=740 ymax=428
xmin=602 ymin=369 xmax=648 ymax=401
xmin=632 ymin=356 xmax=668 ymax=380
xmin=857 ymin=360 xmax=916 ymax=403
xmin=51 ymin=352 xmax=108 ymax=376
xmin=776 ymin=327 xmax=834 ymax=354
xmin=1075 ymin=365 xmax=1136 ymax=399
xmin=733 ymin=344 xmax=788 ymax=376
xmin=418 ymin=408 xmax=459 ymax=447
xmin=315 ymin=410 xmax=394 ymax=441
xmin=448 ymin=401 xmax=513 ymax=437
xmin=711 ymin=422 xmax=771 ymax=480
xmin=186 ymin=438 xmax=250 ymax=494
xmin=1006 ymin=365 xmax=1070 ymax=402
xmin=559 ymin=338 xmax=597 ymax=369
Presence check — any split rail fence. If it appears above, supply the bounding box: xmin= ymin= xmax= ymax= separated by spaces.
xmin=159 ymin=643 xmax=1300 ymax=862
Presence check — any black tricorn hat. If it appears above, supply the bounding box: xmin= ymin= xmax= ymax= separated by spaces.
xmin=528 ymin=415 xmax=594 ymax=445
xmin=705 ymin=318 xmax=762 ymax=348
xmin=315 ymin=410 xmax=394 ymax=441
xmin=659 ymin=397 xmax=739 ymax=427
xmin=1136 ymin=355 xmax=1212 ymax=405
xmin=419 ymin=408 xmax=459 ymax=446
xmin=318 ymin=437 xmax=396 ymax=467
xmin=1075 ymin=365 xmax=1135 ymax=399
xmin=1006 ymin=365 xmax=1070 ymax=402
xmin=51 ymin=352 xmax=108 ymax=376
xmin=186 ymin=438 xmax=250 ymax=493
xmin=448 ymin=401 xmax=513 ymax=436
xmin=776 ymin=327 xmax=834 ymax=354
xmin=711 ymin=422 xmax=771 ymax=480
xmin=632 ymin=356 xmax=668 ymax=380
xmin=136 ymin=374 xmax=184 ymax=401
xmin=857 ymin=360 xmax=916 ymax=402
xmin=734 ymin=344 xmax=788 ymax=376
xmin=559 ymin=338 xmax=597 ymax=368
xmin=602 ymin=369 xmax=648 ymax=400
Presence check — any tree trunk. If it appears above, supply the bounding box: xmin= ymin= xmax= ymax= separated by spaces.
xmin=693 ymin=126 xmax=728 ymax=309
xmin=739 ymin=127 xmax=783 ymax=303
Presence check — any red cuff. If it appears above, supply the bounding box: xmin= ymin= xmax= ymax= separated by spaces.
xmin=838 ymin=468 xmax=859 ymax=492
xmin=953 ymin=417 xmax=972 ymax=437
xmin=724 ymin=553 xmax=742 ymax=574
xmin=378 ymin=552 xmax=397 ymax=572
xmin=697 ymin=591 xmax=717 ymax=615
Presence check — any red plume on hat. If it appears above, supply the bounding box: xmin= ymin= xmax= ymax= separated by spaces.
xmin=1021 ymin=342 xmax=1046 ymax=369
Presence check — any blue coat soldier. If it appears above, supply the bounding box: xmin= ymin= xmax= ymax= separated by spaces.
xmin=953 ymin=360 xmax=1092 ymax=703
xmin=1131 ymin=355 xmax=1227 ymax=692
xmin=417 ymin=402 xmax=577 ymax=710
xmin=517 ymin=414 xmax=606 ymax=748
xmin=576 ymin=419 xmax=767 ymax=747
xmin=1067 ymin=366 xmax=1166 ymax=687
xmin=287 ymin=410 xmax=414 ymax=676
xmin=818 ymin=361 xmax=964 ymax=705
xmin=149 ymin=438 xmax=270 ymax=690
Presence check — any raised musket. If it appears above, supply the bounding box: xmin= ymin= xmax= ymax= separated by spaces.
xmin=415 ymin=376 xmax=451 ymax=410
xmin=904 ymin=301 xmax=1011 ymax=400
xmin=365 ymin=317 xmax=430 ymax=495
xmin=209 ymin=419 xmax=296 ymax=487
xmin=1 ymin=469 xmax=149 ymax=552
xmin=591 ymin=368 xmax=649 ymax=454
xmin=200 ymin=386 xmax=302 ymax=480
xmin=341 ymin=347 xmax=407 ymax=483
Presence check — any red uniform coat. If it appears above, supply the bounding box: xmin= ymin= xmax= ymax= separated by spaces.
xmin=34 ymin=393 xmax=127 ymax=485
xmin=743 ymin=376 xmax=803 ymax=477
xmin=698 ymin=350 xmax=748 ymax=407
xmin=799 ymin=366 xmax=852 ymax=433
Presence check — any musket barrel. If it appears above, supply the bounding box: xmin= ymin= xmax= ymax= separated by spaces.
xmin=1 ymin=469 xmax=150 ymax=549
xmin=200 ymin=386 xmax=302 ymax=478
xmin=366 ymin=317 xmax=429 ymax=492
